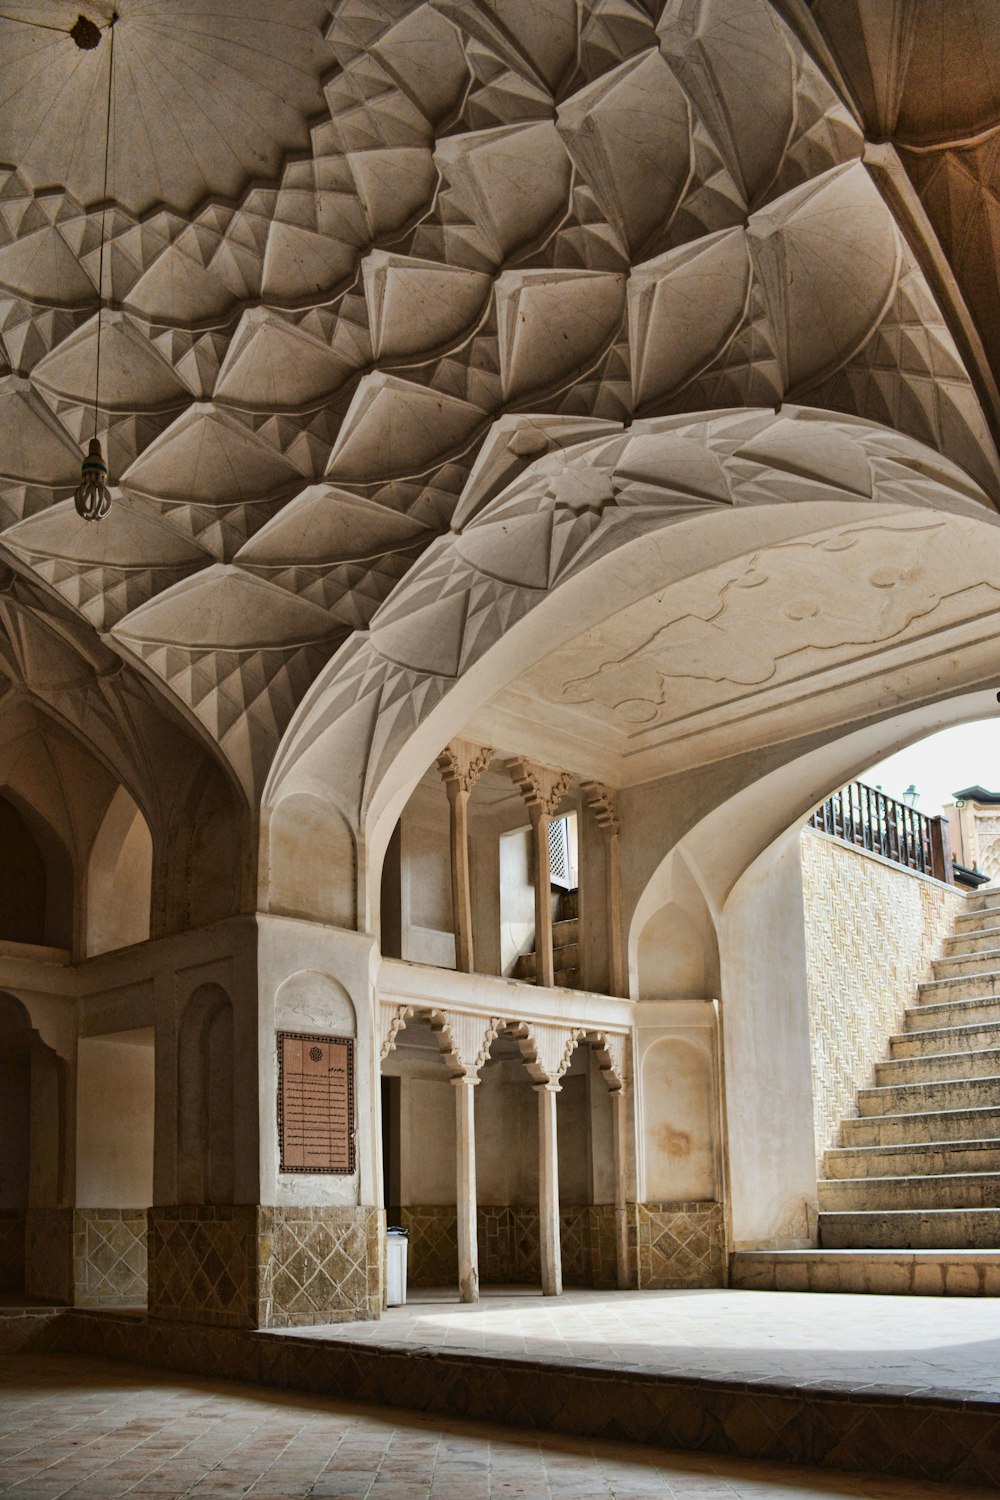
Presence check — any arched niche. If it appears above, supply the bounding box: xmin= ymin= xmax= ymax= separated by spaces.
xmin=265 ymin=791 xmax=356 ymax=928
xmin=641 ymin=1036 xmax=717 ymax=1203
xmin=177 ymin=983 xmax=235 ymax=1206
xmin=0 ymin=791 xmax=73 ymax=948
xmin=634 ymin=847 xmax=720 ymax=1001
xmin=86 ymin=786 xmax=153 ymax=956
xmin=167 ymin=760 xmax=246 ymax=931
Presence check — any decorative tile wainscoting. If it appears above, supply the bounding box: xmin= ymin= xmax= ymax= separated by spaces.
xmin=73 ymin=1209 xmax=147 ymax=1307
xmin=0 ymin=1209 xmax=25 ymax=1292
xmin=148 ymin=1205 xmax=382 ymax=1329
xmin=401 ymin=1205 xmax=621 ymax=1288
xmin=631 ymin=1202 xmax=725 ymax=1288
xmin=258 ymin=1206 xmax=382 ymax=1327
xmin=25 ymin=1208 xmax=73 ymax=1303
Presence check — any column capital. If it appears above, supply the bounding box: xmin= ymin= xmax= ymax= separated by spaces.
xmin=581 ymin=779 xmax=619 ymax=836
xmin=505 ymin=757 xmax=573 ymax=817
xmin=450 ymin=1072 xmax=481 ymax=1087
xmin=532 ymin=1080 xmax=562 ymax=1093
xmin=437 ymin=738 xmax=494 ymax=794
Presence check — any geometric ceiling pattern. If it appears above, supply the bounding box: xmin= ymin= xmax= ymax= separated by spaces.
xmin=269 ymin=406 xmax=1000 ymax=823
xmin=1 ymin=0 xmax=999 ymax=803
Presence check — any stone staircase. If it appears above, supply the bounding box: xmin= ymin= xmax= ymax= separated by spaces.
xmin=733 ymin=887 xmax=1000 ymax=1295
xmin=513 ymin=889 xmax=580 ymax=988
xmin=818 ymin=888 xmax=1000 ymax=1250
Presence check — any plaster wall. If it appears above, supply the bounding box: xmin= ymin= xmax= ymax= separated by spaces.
xmin=400 ymin=782 xmax=455 ymax=968
xmin=76 ymin=1031 xmax=155 ymax=1207
xmin=801 ymin=826 xmax=967 ymax=1164
xmin=719 ymin=829 xmax=817 ymax=1250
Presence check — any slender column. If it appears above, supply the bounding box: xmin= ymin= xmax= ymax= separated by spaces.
xmin=535 ymin=1082 xmax=562 ymax=1295
xmin=531 ymin=807 xmax=555 ymax=987
xmin=506 ymin=759 xmax=573 ymax=990
xmin=437 ymin=740 xmax=493 ymax=973
xmin=612 ymin=1086 xmax=630 ymax=1289
xmin=453 ymin=1075 xmax=480 ymax=1302
xmin=582 ymin=782 xmax=625 ymax=997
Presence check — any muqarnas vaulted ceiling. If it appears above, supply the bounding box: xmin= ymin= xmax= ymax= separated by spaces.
xmin=1 ymin=0 xmax=999 ymax=803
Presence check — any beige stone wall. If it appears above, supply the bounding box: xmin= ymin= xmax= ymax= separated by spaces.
xmin=801 ymin=826 xmax=967 ymax=1164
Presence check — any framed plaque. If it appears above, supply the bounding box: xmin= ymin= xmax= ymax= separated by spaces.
xmin=277 ymin=1031 xmax=355 ymax=1174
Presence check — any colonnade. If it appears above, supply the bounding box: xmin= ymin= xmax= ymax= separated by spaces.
xmin=435 ymin=740 xmax=626 ymax=995
xmin=380 ymin=1003 xmax=629 ymax=1300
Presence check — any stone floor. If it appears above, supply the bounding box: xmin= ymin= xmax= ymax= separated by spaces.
xmin=277 ymin=1285 xmax=1000 ymax=1402
xmin=0 ymin=1353 xmax=994 ymax=1500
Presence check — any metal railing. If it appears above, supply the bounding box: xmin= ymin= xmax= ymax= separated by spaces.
xmin=808 ymin=781 xmax=952 ymax=882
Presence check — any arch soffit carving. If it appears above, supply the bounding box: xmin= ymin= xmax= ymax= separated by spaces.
xmin=266 ymin=407 xmax=1000 ymax=841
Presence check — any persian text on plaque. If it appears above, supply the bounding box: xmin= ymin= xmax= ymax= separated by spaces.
xmin=278 ymin=1031 xmax=355 ymax=1174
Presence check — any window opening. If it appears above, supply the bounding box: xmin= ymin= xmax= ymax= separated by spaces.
xmin=548 ymin=812 xmax=578 ymax=890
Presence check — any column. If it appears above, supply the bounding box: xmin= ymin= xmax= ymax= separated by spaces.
xmin=506 ymin=759 xmax=573 ymax=990
xmin=612 ymin=1086 xmax=630 ymax=1289
xmin=582 ymin=782 xmax=625 ymax=997
xmin=536 ymin=1081 xmax=562 ymax=1295
xmin=437 ymin=740 xmax=494 ymax=973
xmin=453 ymin=1075 xmax=479 ymax=1303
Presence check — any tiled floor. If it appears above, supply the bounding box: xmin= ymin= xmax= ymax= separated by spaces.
xmin=0 ymin=1353 xmax=994 ymax=1500
xmin=281 ymin=1285 xmax=1000 ymax=1400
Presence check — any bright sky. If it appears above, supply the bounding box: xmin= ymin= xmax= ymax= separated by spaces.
xmin=860 ymin=717 xmax=1000 ymax=816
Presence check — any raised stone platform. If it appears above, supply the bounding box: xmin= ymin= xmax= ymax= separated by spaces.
xmin=3 ymin=1287 xmax=1000 ymax=1487
xmin=731 ymin=1247 xmax=1000 ymax=1295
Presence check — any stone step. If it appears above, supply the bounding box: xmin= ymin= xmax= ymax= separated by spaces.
xmin=875 ymin=1046 xmax=1000 ymax=1087
xmin=890 ymin=1020 xmax=1000 ymax=1058
xmin=819 ymin=1207 xmax=1000 ymax=1249
xmin=933 ymin=949 xmax=1000 ymax=979
xmin=954 ymin=904 xmax=1000 ymax=930
xmin=824 ymin=1138 xmax=1000 ymax=1179
xmin=552 ymin=919 xmax=578 ymax=950
xmin=817 ymin=1170 xmax=1000 ymax=1212
xmin=918 ymin=972 xmax=1000 ymax=1004
xmin=513 ymin=942 xmax=579 ymax=980
xmin=841 ymin=1105 xmax=1000 ymax=1147
xmin=945 ymin=926 xmax=1000 ymax=957
xmin=904 ymin=995 xmax=1000 ymax=1031
xmin=857 ymin=1074 xmax=1000 ymax=1117
xmin=966 ymin=890 xmax=1000 ymax=912
xmin=730 ymin=1248 xmax=1000 ymax=1296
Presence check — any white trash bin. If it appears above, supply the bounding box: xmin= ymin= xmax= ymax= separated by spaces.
xmin=385 ymin=1228 xmax=408 ymax=1306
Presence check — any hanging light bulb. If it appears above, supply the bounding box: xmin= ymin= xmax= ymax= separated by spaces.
xmin=74 ymin=438 xmax=112 ymax=521
xmin=74 ymin=12 xmax=118 ymax=521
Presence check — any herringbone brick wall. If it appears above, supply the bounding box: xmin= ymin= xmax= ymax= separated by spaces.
xmin=801 ymin=826 xmax=966 ymax=1164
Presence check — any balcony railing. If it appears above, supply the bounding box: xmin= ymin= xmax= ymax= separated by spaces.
xmin=808 ymin=781 xmax=952 ymax=883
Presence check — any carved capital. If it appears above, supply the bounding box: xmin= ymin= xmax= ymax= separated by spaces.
xmin=506 ymin=757 xmax=573 ymax=817
xmin=380 ymin=1002 xmax=413 ymax=1060
xmin=581 ymin=779 xmax=619 ymax=836
xmin=437 ymin=738 xmax=494 ymax=794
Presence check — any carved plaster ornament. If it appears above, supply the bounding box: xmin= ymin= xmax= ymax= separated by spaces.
xmin=505 ymin=758 xmax=574 ymax=817
xmin=436 ymin=739 xmax=495 ymax=795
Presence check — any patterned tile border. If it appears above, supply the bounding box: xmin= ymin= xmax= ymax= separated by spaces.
xmin=148 ymin=1205 xmax=382 ymax=1328
xmin=73 ymin=1209 xmax=147 ymax=1307
xmin=402 ymin=1205 xmax=623 ymax=1289
xmin=631 ymin=1202 xmax=725 ymax=1289
xmin=10 ymin=1307 xmax=995 ymax=1489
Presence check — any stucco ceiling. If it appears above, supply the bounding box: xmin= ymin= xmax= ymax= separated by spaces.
xmin=1 ymin=0 xmax=998 ymax=802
